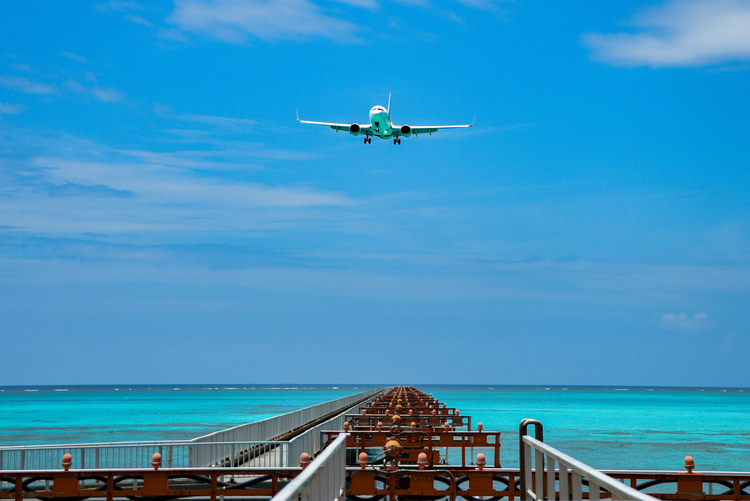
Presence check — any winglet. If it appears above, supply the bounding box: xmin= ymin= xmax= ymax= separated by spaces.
xmin=387 ymin=93 xmax=391 ymax=114
xmin=296 ymin=109 xmax=300 ymax=122
xmin=470 ymin=114 xmax=475 ymax=126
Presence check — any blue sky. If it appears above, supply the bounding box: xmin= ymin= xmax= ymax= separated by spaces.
xmin=1 ymin=0 xmax=749 ymax=386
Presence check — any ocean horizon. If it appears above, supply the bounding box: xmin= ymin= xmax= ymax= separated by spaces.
xmin=2 ymin=385 xmax=748 ymax=472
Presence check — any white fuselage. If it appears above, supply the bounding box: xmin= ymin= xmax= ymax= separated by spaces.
xmin=369 ymin=105 xmax=393 ymax=139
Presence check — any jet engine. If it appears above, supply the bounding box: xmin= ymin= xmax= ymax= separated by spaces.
xmin=400 ymin=125 xmax=412 ymax=137
xmin=349 ymin=123 xmax=361 ymax=136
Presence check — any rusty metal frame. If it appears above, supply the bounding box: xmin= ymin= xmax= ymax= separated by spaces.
xmin=324 ymin=429 xmax=501 ymax=467
xmin=2 ymin=467 xmax=750 ymax=501
xmin=0 ymin=467 xmax=297 ymax=501
xmin=603 ymin=471 xmax=750 ymax=501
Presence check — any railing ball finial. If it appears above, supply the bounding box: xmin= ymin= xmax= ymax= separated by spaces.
xmin=61 ymin=453 xmax=72 ymax=471
xmin=362 ymin=408 xmax=367 ymax=415
xmin=359 ymin=452 xmax=369 ymax=469
xmin=417 ymin=452 xmax=428 ymax=470
xmin=431 ymin=409 xmax=437 ymax=415
xmin=685 ymin=455 xmax=695 ymax=473
xmin=376 ymin=421 xmax=383 ymax=431
xmin=410 ymin=421 xmax=416 ymax=431
xmin=477 ymin=422 xmax=483 ymax=432
xmin=476 ymin=453 xmax=486 ymax=471
xmin=343 ymin=421 xmax=350 ymax=432
xmin=300 ymin=452 xmax=310 ymax=469
xmin=151 ymin=452 xmax=162 ymax=470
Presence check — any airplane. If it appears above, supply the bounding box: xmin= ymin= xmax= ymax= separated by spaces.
xmin=296 ymin=94 xmax=474 ymax=145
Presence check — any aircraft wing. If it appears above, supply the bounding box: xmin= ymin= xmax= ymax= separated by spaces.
xmin=297 ymin=111 xmax=372 ymax=135
xmin=394 ymin=116 xmax=475 ymax=136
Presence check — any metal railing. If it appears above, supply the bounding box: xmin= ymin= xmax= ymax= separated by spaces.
xmin=1 ymin=388 xmax=384 ymax=471
xmin=272 ymin=433 xmax=349 ymax=501
xmin=193 ymin=389 xmax=383 ymax=444
xmin=521 ymin=434 xmax=657 ymax=501
xmin=0 ymin=441 xmax=288 ymax=470
xmin=192 ymin=388 xmax=383 ymax=467
xmin=286 ymin=391 xmax=390 ymax=466
xmin=287 ymin=400 xmax=369 ymax=467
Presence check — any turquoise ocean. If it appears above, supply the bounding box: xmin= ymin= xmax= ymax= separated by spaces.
xmin=1 ymin=385 xmax=748 ymax=472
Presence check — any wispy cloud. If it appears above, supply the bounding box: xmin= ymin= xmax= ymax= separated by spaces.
xmin=126 ymin=14 xmax=153 ymax=27
xmin=170 ymin=0 xmax=360 ymax=42
xmin=705 ymin=63 xmax=750 ymax=72
xmin=95 ymin=1 xmax=145 ymax=13
xmin=332 ymin=0 xmax=378 ymax=9
xmin=154 ymin=104 xmax=302 ymax=140
xmin=44 ymin=182 xmax=133 ymax=198
xmin=65 ymin=80 xmax=125 ymax=103
xmin=180 ymin=113 xmax=259 ymax=129
xmin=31 ymin=155 xmax=349 ymax=207
xmin=0 ymin=127 xmax=353 ymax=236
xmin=454 ymin=0 xmax=509 ymax=13
xmin=392 ymin=0 xmax=429 ymax=6
xmin=95 ymin=0 xmax=160 ymax=30
xmin=61 ymin=51 xmax=88 ymax=63
xmin=11 ymin=63 xmax=36 ymax=72
xmin=584 ymin=0 xmax=750 ymax=67
xmin=0 ymin=75 xmax=57 ymax=94
xmin=0 ymin=103 xmax=24 ymax=114
xmin=660 ymin=312 xmax=709 ymax=330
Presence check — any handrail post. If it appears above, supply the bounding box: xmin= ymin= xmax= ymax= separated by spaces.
xmin=272 ymin=433 xmax=349 ymax=501
xmin=519 ymin=419 xmax=544 ymax=500
xmin=522 ymin=434 xmax=657 ymax=501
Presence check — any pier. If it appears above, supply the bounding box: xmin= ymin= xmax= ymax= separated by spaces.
xmin=1 ymin=386 xmax=749 ymax=501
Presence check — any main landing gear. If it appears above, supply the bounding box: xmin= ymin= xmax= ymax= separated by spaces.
xmin=363 ymin=137 xmax=371 ymax=144
xmin=393 ymin=138 xmax=401 ymax=145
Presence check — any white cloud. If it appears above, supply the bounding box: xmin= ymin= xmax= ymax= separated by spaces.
xmin=0 ymin=127 xmax=353 ymax=236
xmin=5 ymin=153 xmax=352 ymax=235
xmin=331 ymin=0 xmax=378 ymax=9
xmin=61 ymin=51 xmax=88 ymax=63
xmin=583 ymin=0 xmax=750 ymax=67
xmin=33 ymin=155 xmax=350 ymax=207
xmin=659 ymin=312 xmax=709 ymax=330
xmin=127 ymin=14 xmax=153 ymax=27
xmin=0 ymin=103 xmax=24 ymax=114
xmin=95 ymin=1 xmax=145 ymax=13
xmin=0 ymin=76 xmax=57 ymax=94
xmin=96 ymin=1 xmax=158 ymax=30
xmin=392 ymin=0 xmax=429 ymax=6
xmin=180 ymin=113 xmax=258 ymax=128
xmin=170 ymin=0 xmax=360 ymax=42
xmin=12 ymin=63 xmax=35 ymax=72
xmin=454 ymin=0 xmax=507 ymax=12
xmin=65 ymin=80 xmax=125 ymax=103
xmin=90 ymin=87 xmax=125 ymax=102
